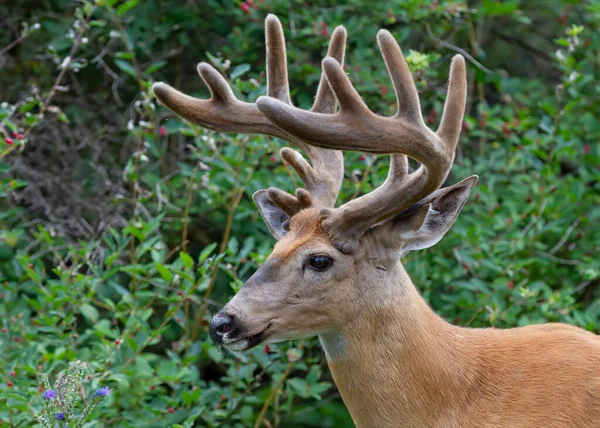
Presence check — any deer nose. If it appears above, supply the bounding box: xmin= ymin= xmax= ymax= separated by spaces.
xmin=209 ymin=312 xmax=234 ymax=343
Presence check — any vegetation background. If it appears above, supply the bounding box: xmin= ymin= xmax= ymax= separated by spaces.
xmin=0 ymin=0 xmax=598 ymax=426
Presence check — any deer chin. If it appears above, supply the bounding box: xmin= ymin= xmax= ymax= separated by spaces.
xmin=222 ymin=322 xmax=272 ymax=352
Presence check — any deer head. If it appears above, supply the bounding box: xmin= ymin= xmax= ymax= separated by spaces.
xmin=153 ymin=15 xmax=476 ymax=354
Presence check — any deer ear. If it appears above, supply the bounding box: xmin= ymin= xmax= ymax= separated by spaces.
xmin=253 ymin=190 xmax=290 ymax=240
xmin=376 ymin=175 xmax=478 ymax=254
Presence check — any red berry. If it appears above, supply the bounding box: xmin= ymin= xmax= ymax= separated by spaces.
xmin=14 ymin=337 xmax=20 ymax=343
xmin=507 ymin=281 xmax=515 ymax=289
xmin=38 ymin=386 xmax=44 ymax=393
xmin=7 ymin=382 xmax=12 ymax=387
xmin=37 ymin=365 xmax=42 ymax=370
xmin=115 ymin=339 xmax=121 ymax=346
xmin=4 ymin=138 xmax=13 ymax=146
xmin=221 ymin=394 xmax=227 ymax=401
xmin=380 ymin=85 xmax=388 ymax=96
xmin=168 ymin=407 xmax=175 ymax=414
xmin=28 ymin=264 xmax=33 ymax=269
xmin=462 ymin=122 xmax=469 ymax=132
xmin=264 ymin=345 xmax=271 ymax=353
xmin=87 ymin=375 xmax=92 ymax=380
xmin=359 ymin=154 xmax=366 ymax=161
xmin=1 ymin=328 xmax=6 ymax=333
xmin=150 ymin=385 xmax=156 ymax=391
xmin=240 ymin=2 xmax=250 ymax=13
xmin=10 ymin=371 xmax=15 ymax=377
xmin=177 ymin=291 xmax=183 ymax=297
xmin=321 ymin=26 xmax=329 ymax=37
xmin=557 ymin=12 xmax=568 ymax=25
xmin=270 ymin=155 xmax=277 ymax=163
xmin=159 ymin=126 xmax=166 ymax=137
xmin=176 ymin=317 xmax=182 ymax=323
xmin=584 ymin=143 xmax=591 ymax=154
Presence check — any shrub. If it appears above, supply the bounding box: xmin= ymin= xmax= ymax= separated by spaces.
xmin=0 ymin=1 xmax=598 ymax=426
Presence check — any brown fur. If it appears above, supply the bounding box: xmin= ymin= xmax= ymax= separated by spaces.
xmin=153 ymin=14 xmax=600 ymax=427
xmin=222 ymin=211 xmax=600 ymax=427
xmin=270 ymin=209 xmax=328 ymax=261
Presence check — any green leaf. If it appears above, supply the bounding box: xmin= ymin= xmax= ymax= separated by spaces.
xmin=481 ymin=0 xmax=520 ymax=16
xmin=114 ymin=59 xmax=138 ymax=79
xmin=182 ymin=388 xmax=202 ymax=405
xmin=199 ymin=243 xmax=217 ymax=263
xmin=145 ymin=61 xmax=167 ymax=76
xmin=80 ymin=304 xmax=99 ymax=323
xmin=230 ymin=64 xmax=251 ymax=80
xmin=117 ymin=0 xmax=138 ymax=16
xmin=180 ymin=251 xmax=194 ymax=269
xmin=155 ymin=263 xmax=173 ymax=282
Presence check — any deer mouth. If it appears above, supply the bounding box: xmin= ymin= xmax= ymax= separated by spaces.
xmin=222 ymin=322 xmax=272 ymax=352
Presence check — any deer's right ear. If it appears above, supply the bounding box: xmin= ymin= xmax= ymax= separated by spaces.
xmin=373 ymin=175 xmax=478 ymax=254
xmin=253 ymin=190 xmax=290 ymax=240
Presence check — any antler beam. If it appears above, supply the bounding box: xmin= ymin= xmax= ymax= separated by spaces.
xmin=152 ymin=15 xmax=347 ymax=210
xmin=256 ymin=30 xmax=467 ymax=253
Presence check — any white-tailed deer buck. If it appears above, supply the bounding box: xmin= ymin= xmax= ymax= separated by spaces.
xmin=153 ymin=15 xmax=600 ymax=428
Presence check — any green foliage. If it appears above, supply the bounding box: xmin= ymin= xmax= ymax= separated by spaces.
xmin=0 ymin=0 xmax=599 ymax=426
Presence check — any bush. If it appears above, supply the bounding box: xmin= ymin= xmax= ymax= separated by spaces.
xmin=0 ymin=0 xmax=598 ymax=426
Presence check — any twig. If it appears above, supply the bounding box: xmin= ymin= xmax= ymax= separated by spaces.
xmin=0 ymin=7 xmax=95 ymax=159
xmin=425 ymin=23 xmax=492 ymax=74
xmin=254 ymin=340 xmax=305 ymax=428
xmin=539 ymin=252 xmax=581 ymax=266
xmin=549 ymin=220 xmax=579 ymax=255
xmin=0 ymin=33 xmax=29 ymax=57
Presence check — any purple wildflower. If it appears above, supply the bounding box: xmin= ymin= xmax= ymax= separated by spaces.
xmin=56 ymin=412 xmax=65 ymax=420
xmin=94 ymin=386 xmax=110 ymax=397
xmin=43 ymin=389 xmax=56 ymax=400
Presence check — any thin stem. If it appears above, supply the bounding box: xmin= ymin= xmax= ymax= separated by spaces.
xmin=0 ymin=33 xmax=29 ymax=57
xmin=181 ymin=162 xmax=202 ymax=253
xmin=253 ymin=340 xmax=305 ymax=428
xmin=0 ymin=8 xmax=94 ymax=159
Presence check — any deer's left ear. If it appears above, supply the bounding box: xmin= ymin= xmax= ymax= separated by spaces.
xmin=374 ymin=175 xmax=478 ymax=254
xmin=253 ymin=190 xmax=290 ymax=240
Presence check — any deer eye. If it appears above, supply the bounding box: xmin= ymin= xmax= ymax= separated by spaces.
xmin=308 ymin=255 xmax=332 ymax=271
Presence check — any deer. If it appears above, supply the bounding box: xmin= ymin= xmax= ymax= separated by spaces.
xmin=153 ymin=14 xmax=600 ymax=428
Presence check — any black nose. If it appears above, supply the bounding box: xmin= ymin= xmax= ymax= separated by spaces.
xmin=209 ymin=312 xmax=234 ymax=343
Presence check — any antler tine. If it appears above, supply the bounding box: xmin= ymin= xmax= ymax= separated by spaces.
xmin=153 ymin=15 xmax=346 ymax=213
xmin=263 ymin=20 xmax=346 ymax=209
xmin=257 ymin=31 xmax=467 ymax=253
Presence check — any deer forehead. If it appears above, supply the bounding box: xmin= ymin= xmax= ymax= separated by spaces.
xmin=270 ymin=209 xmax=333 ymax=262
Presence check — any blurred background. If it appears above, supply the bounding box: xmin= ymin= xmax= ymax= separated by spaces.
xmin=0 ymin=0 xmax=598 ymax=426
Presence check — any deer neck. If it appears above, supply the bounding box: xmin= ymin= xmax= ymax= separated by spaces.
xmin=319 ymin=262 xmax=476 ymax=427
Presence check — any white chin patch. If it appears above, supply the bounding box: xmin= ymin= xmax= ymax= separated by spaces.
xmin=224 ymin=339 xmax=249 ymax=352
